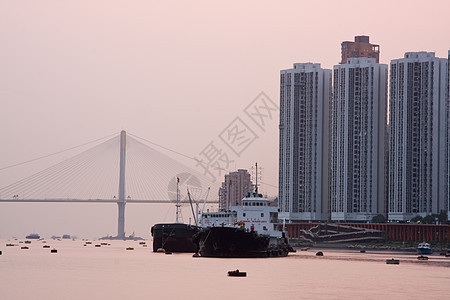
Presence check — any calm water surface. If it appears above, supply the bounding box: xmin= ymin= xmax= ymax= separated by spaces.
xmin=1 ymin=239 xmax=449 ymax=299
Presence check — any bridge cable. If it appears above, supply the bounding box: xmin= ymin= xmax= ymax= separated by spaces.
xmin=127 ymin=132 xmax=278 ymax=190
xmin=0 ymin=132 xmax=120 ymax=172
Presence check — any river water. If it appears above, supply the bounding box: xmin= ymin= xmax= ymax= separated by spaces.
xmin=1 ymin=239 xmax=449 ymax=300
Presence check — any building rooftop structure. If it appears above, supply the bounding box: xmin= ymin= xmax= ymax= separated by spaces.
xmin=341 ymin=35 xmax=379 ymax=64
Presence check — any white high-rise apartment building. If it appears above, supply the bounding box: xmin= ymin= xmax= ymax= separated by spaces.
xmin=330 ymin=57 xmax=388 ymax=221
xmin=388 ymin=52 xmax=448 ymax=221
xmin=279 ymin=63 xmax=331 ymax=221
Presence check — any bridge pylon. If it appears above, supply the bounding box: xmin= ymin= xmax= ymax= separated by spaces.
xmin=117 ymin=130 xmax=126 ymax=238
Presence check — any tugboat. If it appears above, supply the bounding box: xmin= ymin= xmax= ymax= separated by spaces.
xmin=151 ymin=177 xmax=201 ymax=252
xmin=193 ymin=166 xmax=294 ymax=258
xmin=417 ymin=241 xmax=432 ymax=255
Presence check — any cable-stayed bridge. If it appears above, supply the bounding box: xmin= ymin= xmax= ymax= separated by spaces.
xmin=0 ymin=131 xmax=220 ymax=238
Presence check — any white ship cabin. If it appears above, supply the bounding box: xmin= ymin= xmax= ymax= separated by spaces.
xmin=201 ymin=211 xmax=237 ymax=228
xmin=201 ymin=194 xmax=282 ymax=237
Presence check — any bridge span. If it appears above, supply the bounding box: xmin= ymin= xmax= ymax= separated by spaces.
xmin=0 ymin=199 xmax=206 ymax=203
xmin=0 ymin=130 xmax=219 ymax=238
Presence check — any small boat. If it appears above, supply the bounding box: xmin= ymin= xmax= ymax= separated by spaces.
xmin=95 ymin=244 xmax=101 ymax=247
xmin=386 ymin=258 xmax=399 ymax=264
xmin=417 ymin=242 xmax=432 ymax=254
xmin=21 ymin=246 xmax=29 ymax=250
xmin=50 ymin=249 xmax=58 ymax=253
xmin=0 ymin=250 xmax=2 ymax=255
xmin=139 ymin=242 xmax=146 ymax=245
xmin=316 ymin=251 xmax=324 ymax=256
xmin=417 ymin=255 xmax=428 ymax=260
xmin=43 ymin=245 xmax=50 ymax=248
xmin=300 ymin=247 xmax=309 ymax=251
xmin=6 ymin=243 xmax=15 ymax=247
xmin=126 ymin=247 xmax=134 ymax=250
xmin=228 ymin=269 xmax=247 ymax=277
xmin=360 ymin=250 xmax=366 ymax=253
xmin=24 ymin=240 xmax=32 ymax=244
xmin=85 ymin=241 xmax=92 ymax=244
xmin=25 ymin=233 xmax=40 ymax=239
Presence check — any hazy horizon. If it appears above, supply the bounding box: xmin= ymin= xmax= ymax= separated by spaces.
xmin=1 ymin=0 xmax=449 ymax=238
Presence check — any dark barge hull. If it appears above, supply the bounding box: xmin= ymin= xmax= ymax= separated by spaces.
xmin=151 ymin=223 xmax=199 ymax=252
xmin=193 ymin=227 xmax=291 ymax=258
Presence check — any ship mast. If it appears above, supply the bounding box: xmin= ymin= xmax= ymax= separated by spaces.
xmin=255 ymin=162 xmax=258 ymax=196
xmin=175 ymin=177 xmax=181 ymax=223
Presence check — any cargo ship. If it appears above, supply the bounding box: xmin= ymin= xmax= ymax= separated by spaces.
xmin=150 ymin=177 xmax=200 ymax=252
xmin=193 ymin=182 xmax=294 ymax=258
xmin=151 ymin=223 xmax=199 ymax=252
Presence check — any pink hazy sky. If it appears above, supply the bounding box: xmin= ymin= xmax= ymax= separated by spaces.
xmin=0 ymin=0 xmax=449 ymax=238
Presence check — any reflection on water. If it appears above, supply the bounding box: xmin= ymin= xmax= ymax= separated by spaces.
xmin=1 ymin=239 xmax=449 ymax=300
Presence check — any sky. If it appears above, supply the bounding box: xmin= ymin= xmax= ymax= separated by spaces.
xmin=0 ymin=0 xmax=449 ymax=239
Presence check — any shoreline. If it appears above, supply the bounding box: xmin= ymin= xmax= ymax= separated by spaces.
xmin=291 ymin=241 xmax=449 ymax=252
